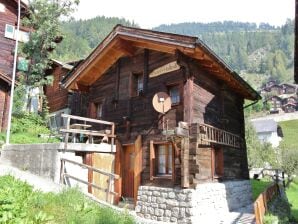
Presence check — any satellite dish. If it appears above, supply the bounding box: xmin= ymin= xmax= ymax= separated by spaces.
xmin=152 ymin=92 xmax=172 ymax=114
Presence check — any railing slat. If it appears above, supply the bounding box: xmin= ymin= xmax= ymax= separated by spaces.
xmin=61 ymin=158 xmax=119 ymax=179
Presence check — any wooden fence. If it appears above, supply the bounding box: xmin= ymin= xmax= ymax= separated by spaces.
xmin=254 ymin=183 xmax=280 ymax=224
xmin=60 ymin=158 xmax=119 ymax=204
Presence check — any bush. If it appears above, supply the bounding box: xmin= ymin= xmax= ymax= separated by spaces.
xmin=264 ymin=213 xmax=278 ymax=224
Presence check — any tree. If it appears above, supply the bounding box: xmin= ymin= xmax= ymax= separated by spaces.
xmin=245 ymin=120 xmax=277 ymax=169
xmin=21 ymin=0 xmax=79 ymax=116
xmin=279 ymin=146 xmax=298 ymax=185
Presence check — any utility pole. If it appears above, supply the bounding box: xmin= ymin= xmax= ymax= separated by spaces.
xmin=6 ymin=0 xmax=21 ymax=144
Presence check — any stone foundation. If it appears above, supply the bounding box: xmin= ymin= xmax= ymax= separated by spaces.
xmin=135 ymin=180 xmax=253 ymax=223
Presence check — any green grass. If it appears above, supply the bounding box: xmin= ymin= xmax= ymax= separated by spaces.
xmin=250 ymin=179 xmax=272 ymax=200
xmin=286 ymin=179 xmax=298 ymax=220
xmin=0 ymin=175 xmax=135 ymax=224
xmin=278 ymin=119 xmax=298 ymax=150
xmin=0 ymin=113 xmax=60 ymax=147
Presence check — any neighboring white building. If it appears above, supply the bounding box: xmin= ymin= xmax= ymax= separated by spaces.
xmin=251 ymin=119 xmax=283 ymax=147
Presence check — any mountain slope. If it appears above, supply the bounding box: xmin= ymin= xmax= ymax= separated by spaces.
xmin=53 ymin=18 xmax=294 ymax=86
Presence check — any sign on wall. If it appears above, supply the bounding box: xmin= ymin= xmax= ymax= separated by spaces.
xmin=149 ymin=61 xmax=180 ymax=78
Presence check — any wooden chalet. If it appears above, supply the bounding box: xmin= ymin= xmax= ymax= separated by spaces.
xmin=282 ymin=96 xmax=297 ymax=113
xmin=266 ymin=96 xmax=283 ymax=113
xmin=44 ymin=59 xmax=85 ymax=129
xmin=61 ymin=25 xmax=260 ymax=207
xmin=266 ymin=84 xmax=283 ymax=95
xmin=0 ymin=0 xmax=28 ymax=131
xmin=281 ymin=83 xmax=297 ymax=94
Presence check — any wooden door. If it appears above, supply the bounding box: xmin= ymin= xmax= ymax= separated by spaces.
xmin=121 ymin=135 xmax=142 ymax=201
xmin=122 ymin=145 xmax=135 ymax=198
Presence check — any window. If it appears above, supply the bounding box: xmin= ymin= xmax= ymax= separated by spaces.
xmin=89 ymin=102 xmax=103 ymax=119
xmin=150 ymin=141 xmax=174 ymax=180
xmin=169 ymin=85 xmax=180 ymax=105
xmin=132 ymin=73 xmax=143 ymax=96
xmin=157 ymin=144 xmax=173 ymax=175
xmin=211 ymin=147 xmax=224 ymax=179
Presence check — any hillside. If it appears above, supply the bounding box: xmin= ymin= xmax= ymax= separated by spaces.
xmin=154 ymin=20 xmax=294 ymax=86
xmin=53 ymin=18 xmax=294 ymax=86
xmin=53 ymin=16 xmax=138 ymax=62
xmin=278 ymin=119 xmax=298 ymax=149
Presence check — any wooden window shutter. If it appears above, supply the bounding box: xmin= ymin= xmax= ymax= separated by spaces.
xmin=149 ymin=140 xmax=155 ymax=180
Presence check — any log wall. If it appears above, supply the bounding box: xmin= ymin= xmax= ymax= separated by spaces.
xmin=79 ymin=49 xmax=249 ymax=186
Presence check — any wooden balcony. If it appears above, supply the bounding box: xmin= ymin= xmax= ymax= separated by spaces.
xmin=198 ymin=123 xmax=242 ymax=148
xmin=60 ymin=114 xmax=116 ymax=151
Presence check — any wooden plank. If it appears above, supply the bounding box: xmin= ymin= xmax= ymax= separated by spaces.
xmin=92 ymin=153 xmax=115 ymax=202
xmin=181 ymin=137 xmax=190 ymax=188
xmin=149 ymin=140 xmax=155 ymax=181
xmin=114 ymin=140 xmax=122 ymax=204
xmin=61 ymin=113 xmax=115 ymax=126
xmin=63 ymin=173 xmax=118 ymax=195
xmin=60 ymin=128 xmax=116 ymax=138
xmin=86 ymin=153 xmax=93 ymax=193
xmin=134 ymin=135 xmax=142 ymax=204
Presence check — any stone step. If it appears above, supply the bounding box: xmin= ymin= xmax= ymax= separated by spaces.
xmin=118 ymin=198 xmax=135 ymax=210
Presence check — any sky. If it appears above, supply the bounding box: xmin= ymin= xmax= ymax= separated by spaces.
xmin=73 ymin=0 xmax=295 ymax=28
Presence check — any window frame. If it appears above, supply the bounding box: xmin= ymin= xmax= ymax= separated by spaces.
xmin=150 ymin=141 xmax=175 ymax=181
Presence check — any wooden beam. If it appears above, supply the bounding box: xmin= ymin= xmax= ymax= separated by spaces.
xmin=181 ymin=137 xmax=190 ymax=188
xmin=183 ymin=78 xmax=194 ymax=124
xmin=143 ymin=49 xmax=149 ymax=94
xmin=115 ymin=39 xmax=136 ymax=56
xmin=73 ymin=82 xmax=89 ymax=92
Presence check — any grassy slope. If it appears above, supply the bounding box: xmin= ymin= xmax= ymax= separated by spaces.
xmin=278 ymin=119 xmax=298 ymax=149
xmin=286 ymin=179 xmax=298 ymax=220
xmin=250 ymin=179 xmax=272 ymax=200
xmin=0 ymin=175 xmax=134 ymax=224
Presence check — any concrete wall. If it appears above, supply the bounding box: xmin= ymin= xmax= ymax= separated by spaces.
xmin=1 ymin=143 xmax=60 ymax=181
xmin=136 ymin=180 xmax=254 ymax=223
xmin=0 ymin=143 xmax=114 ymax=196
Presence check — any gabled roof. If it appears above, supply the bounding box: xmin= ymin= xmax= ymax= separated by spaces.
xmin=251 ymin=119 xmax=278 ymax=133
xmin=0 ymin=71 xmax=12 ymax=85
xmin=62 ymin=25 xmax=260 ymax=100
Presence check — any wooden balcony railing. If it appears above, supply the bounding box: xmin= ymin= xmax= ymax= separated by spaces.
xmin=198 ymin=123 xmax=242 ymax=148
xmin=60 ymin=158 xmax=119 ymax=204
xmin=60 ymin=114 xmax=116 ymax=151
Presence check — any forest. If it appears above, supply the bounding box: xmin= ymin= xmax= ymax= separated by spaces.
xmin=53 ymin=18 xmax=294 ymax=88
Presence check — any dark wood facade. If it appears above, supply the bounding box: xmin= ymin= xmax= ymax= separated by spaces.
xmin=62 ymin=26 xmax=260 ymax=199
xmin=0 ymin=72 xmax=11 ymax=131
xmin=0 ymin=0 xmax=18 ymax=131
xmin=44 ymin=60 xmax=72 ymax=113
